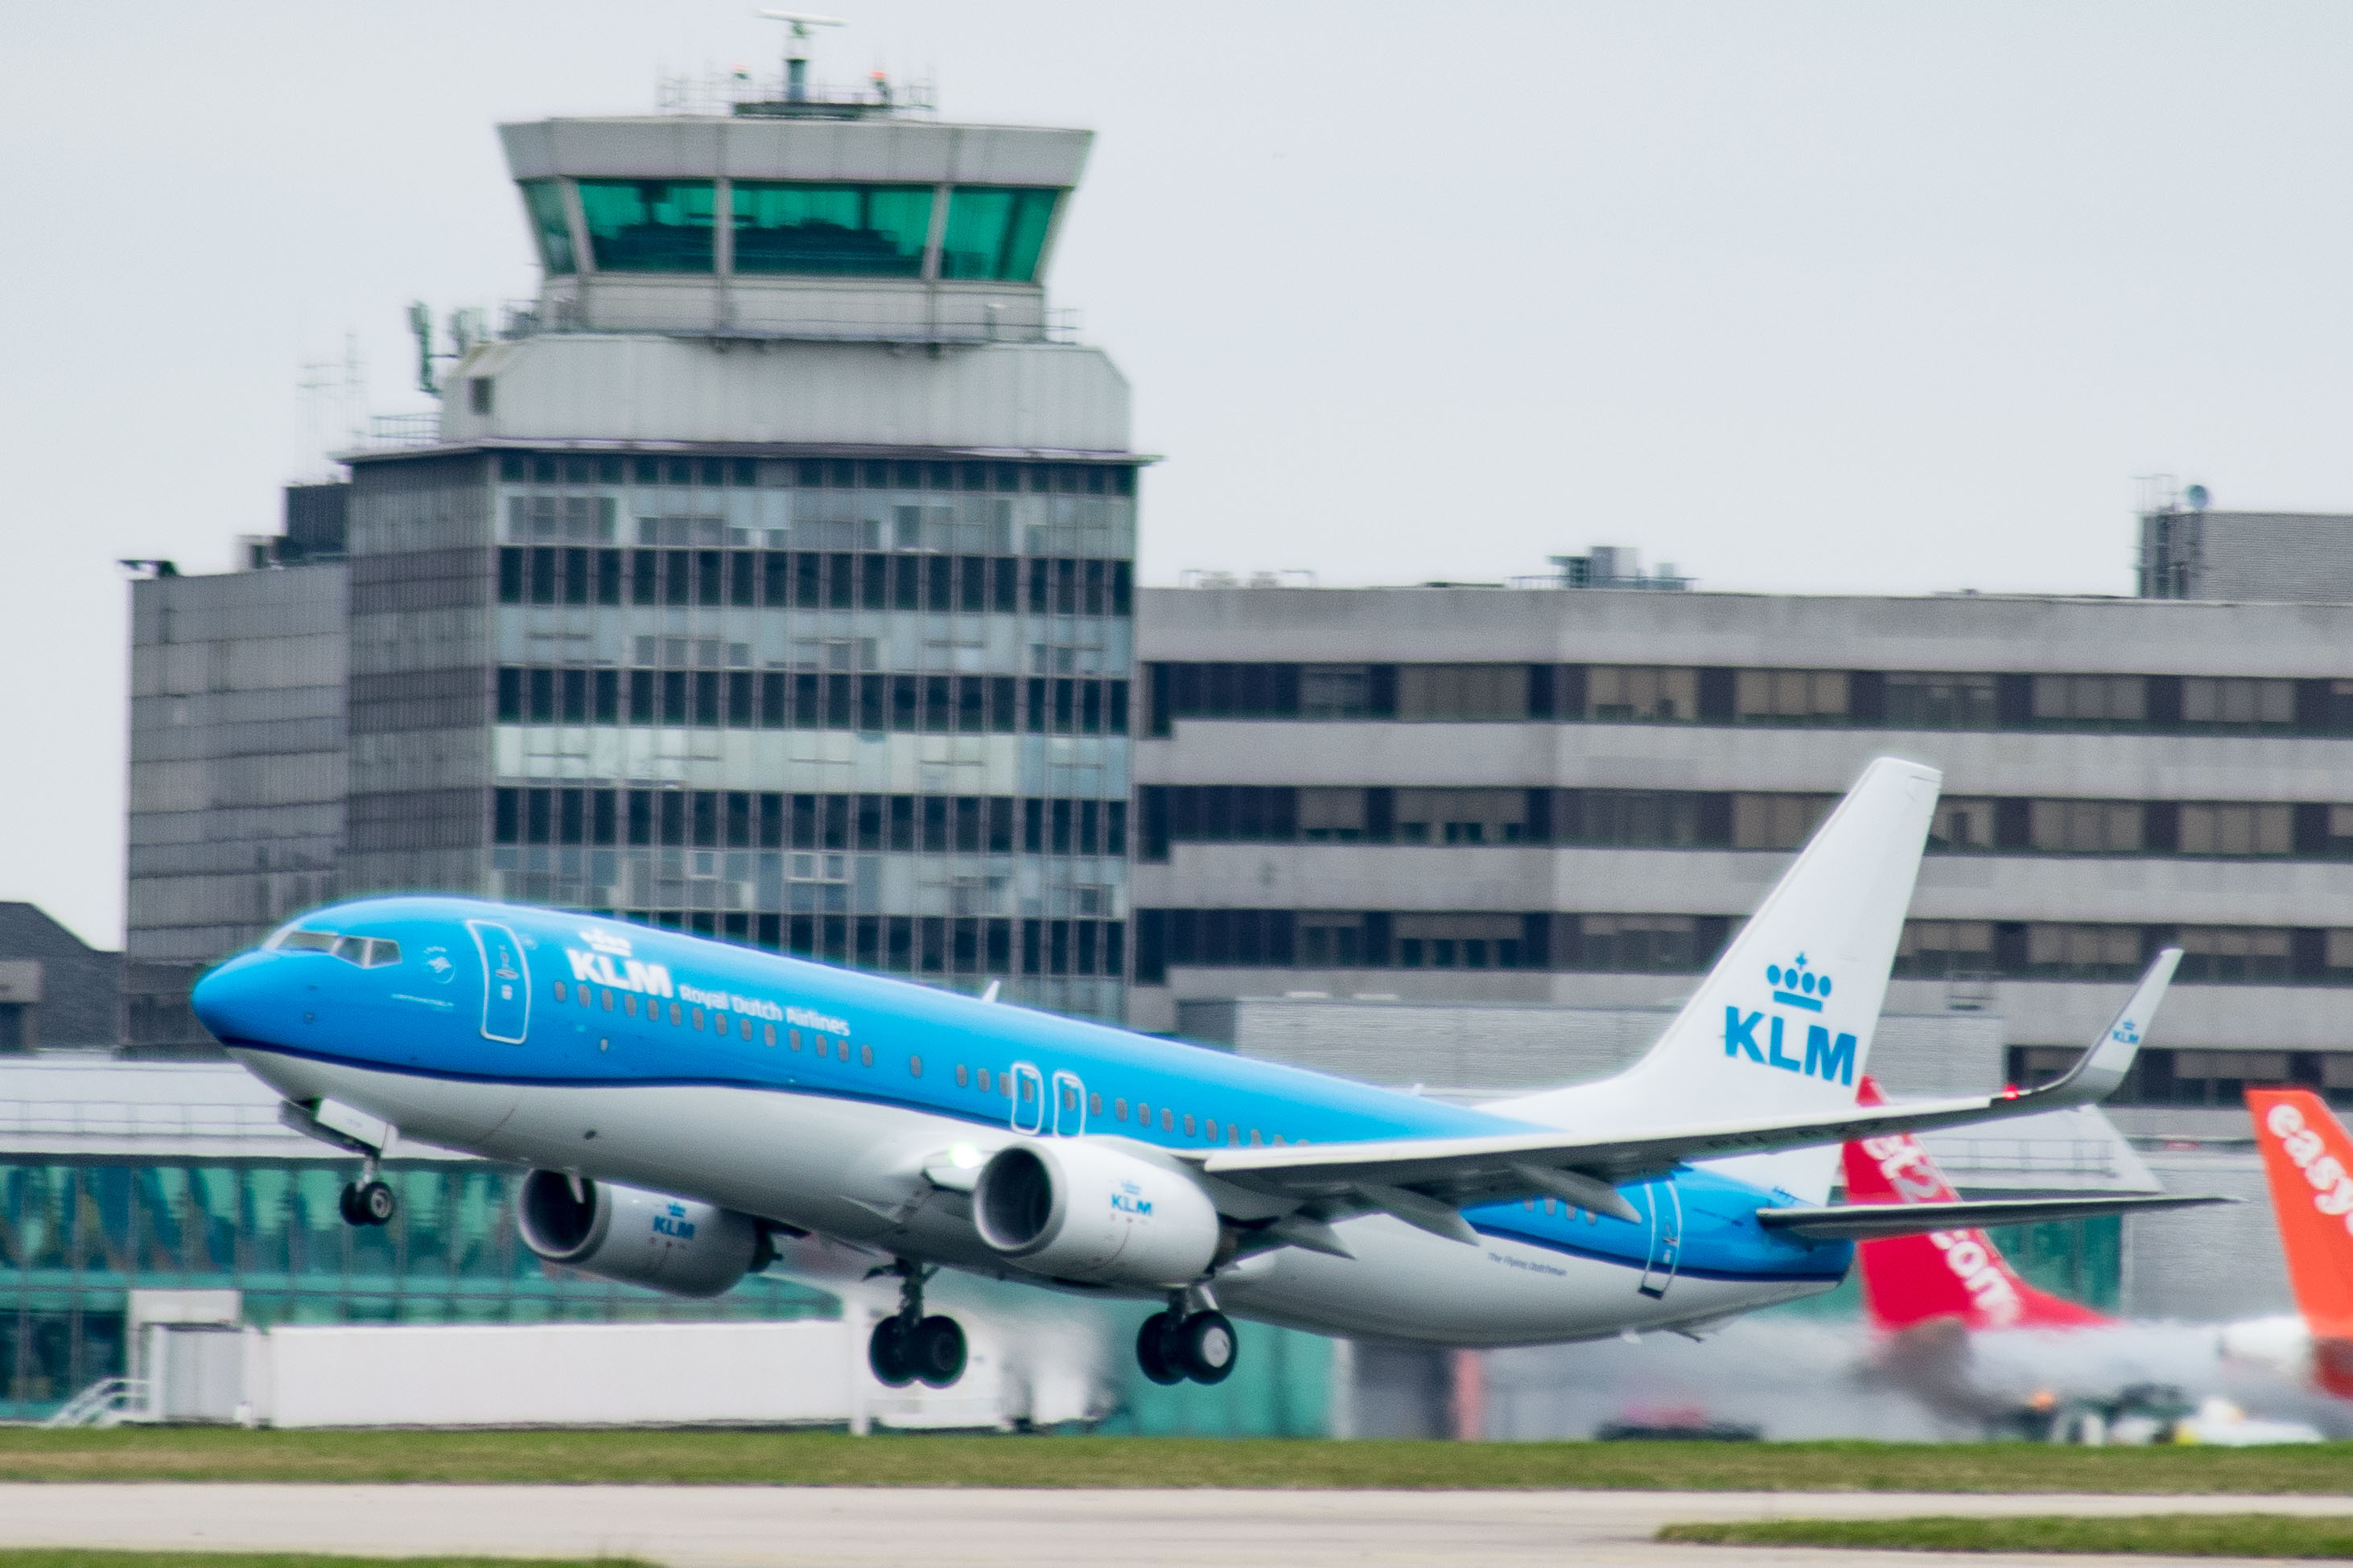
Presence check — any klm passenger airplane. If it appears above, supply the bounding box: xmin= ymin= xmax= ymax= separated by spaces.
xmin=192 ymin=758 xmax=2215 ymax=1389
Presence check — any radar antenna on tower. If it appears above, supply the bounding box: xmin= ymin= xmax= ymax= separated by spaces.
xmin=757 ymin=10 xmax=845 ymax=103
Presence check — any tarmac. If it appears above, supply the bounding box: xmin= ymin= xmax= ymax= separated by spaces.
xmin=0 ymin=1483 xmax=2347 ymax=1567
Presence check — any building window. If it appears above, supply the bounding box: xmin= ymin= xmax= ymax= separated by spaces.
xmin=2032 ymin=674 xmax=2146 ymax=726
xmin=2029 ymin=800 xmax=2144 ymax=854
xmin=1298 ymin=788 xmax=1367 ymax=842
xmin=1300 ymin=665 xmax=1372 ymax=719
xmin=1393 ymin=788 xmax=1526 ymax=846
xmin=1566 ymin=790 xmax=1708 ymax=847
xmin=1566 ymin=915 xmax=1704 ymax=973
xmin=2179 ymin=803 xmax=2292 ymax=856
xmin=731 ymin=183 xmax=933 ymax=276
xmin=519 ymin=179 xmax=576 ymax=275
xmin=1296 ymin=913 xmax=1364 ymax=967
xmin=1394 ymin=914 xmax=1525 ymax=969
xmin=2025 ymin=924 xmax=2145 ymax=982
xmin=1586 ymin=666 xmax=1696 ymax=722
xmin=1894 ymin=920 xmax=1995 ymax=979
xmin=2174 ymin=926 xmax=2293 ymax=984
xmin=1885 ymin=672 xmax=1997 ymax=729
xmin=1731 ymin=793 xmax=1835 ymax=850
xmin=2182 ymin=677 xmax=2295 ymax=729
xmin=938 ymin=187 xmax=1059 ymax=281
xmin=1397 ymin=665 xmax=1526 ymax=721
xmin=1930 ymin=797 xmax=1997 ymax=851
xmin=1736 ymin=669 xmax=1850 ymax=724
xmin=575 ymin=179 xmax=717 ymax=273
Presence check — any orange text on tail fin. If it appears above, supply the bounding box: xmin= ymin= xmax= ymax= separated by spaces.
xmin=1844 ymin=1075 xmax=2112 ymax=1334
xmin=2248 ymin=1089 xmax=2353 ymax=1345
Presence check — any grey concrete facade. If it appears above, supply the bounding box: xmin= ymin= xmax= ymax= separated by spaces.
xmin=1131 ymin=585 xmax=2353 ymax=1116
xmin=122 ymin=564 xmax=348 ymax=1048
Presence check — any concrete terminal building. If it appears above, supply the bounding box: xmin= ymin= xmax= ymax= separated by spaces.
xmin=1130 ymin=580 xmax=2353 ymax=1128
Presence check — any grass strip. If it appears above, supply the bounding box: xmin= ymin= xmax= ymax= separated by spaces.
xmin=1659 ymin=1514 xmax=2353 ymax=1558
xmin=0 ymin=1430 xmax=2351 ymax=1491
xmin=0 ymin=1557 xmax=655 ymax=1568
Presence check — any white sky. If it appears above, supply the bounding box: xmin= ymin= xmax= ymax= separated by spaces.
xmin=6 ymin=2 xmax=2353 ymax=949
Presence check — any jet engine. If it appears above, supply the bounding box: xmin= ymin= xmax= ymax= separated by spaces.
xmin=972 ymin=1138 xmax=1221 ymax=1288
xmin=514 ymin=1170 xmax=766 ymax=1298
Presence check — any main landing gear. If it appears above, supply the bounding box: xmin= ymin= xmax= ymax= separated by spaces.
xmin=338 ymin=1155 xmax=398 ymax=1228
xmin=1135 ymin=1292 xmax=1237 ymax=1386
xmin=867 ymin=1259 xmax=966 ymax=1389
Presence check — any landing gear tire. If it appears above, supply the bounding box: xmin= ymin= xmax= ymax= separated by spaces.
xmin=1135 ymin=1311 xmax=1185 ymax=1386
xmin=867 ymin=1316 xmax=914 ymax=1388
xmin=1175 ymin=1310 xmax=1238 ymax=1385
xmin=908 ymin=1315 xmax=967 ymax=1389
xmin=340 ymin=1180 xmax=397 ymax=1228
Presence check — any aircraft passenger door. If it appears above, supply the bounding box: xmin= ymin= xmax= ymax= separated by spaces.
xmin=467 ymin=920 xmax=530 ymax=1043
xmin=1051 ymin=1070 xmax=1086 ymax=1136
xmin=1638 ymin=1179 xmax=1683 ymax=1299
xmin=1009 ymin=1062 xmax=1045 ymax=1135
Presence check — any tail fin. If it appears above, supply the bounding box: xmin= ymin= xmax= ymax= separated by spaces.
xmin=2248 ymin=1089 xmax=2353 ymax=1370
xmin=1490 ymin=755 xmax=1939 ymax=1203
xmin=1844 ymin=1076 xmax=2112 ymax=1333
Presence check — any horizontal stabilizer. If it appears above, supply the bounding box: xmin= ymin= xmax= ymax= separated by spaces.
xmin=1758 ymin=1191 xmax=2233 ymax=1241
xmin=1199 ymin=949 xmax=2182 ymax=1216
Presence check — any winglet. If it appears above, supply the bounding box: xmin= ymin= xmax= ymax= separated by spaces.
xmin=2026 ymin=947 xmax=2178 ymax=1109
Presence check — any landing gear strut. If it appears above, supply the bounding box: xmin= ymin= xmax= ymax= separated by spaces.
xmin=338 ymin=1154 xmax=398 ymax=1228
xmin=1136 ymin=1290 xmax=1237 ymax=1385
xmin=867 ymin=1259 xmax=966 ymax=1389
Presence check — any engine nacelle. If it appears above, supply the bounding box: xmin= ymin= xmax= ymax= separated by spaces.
xmin=972 ymin=1138 xmax=1221 ymax=1288
xmin=514 ymin=1170 xmax=764 ymax=1298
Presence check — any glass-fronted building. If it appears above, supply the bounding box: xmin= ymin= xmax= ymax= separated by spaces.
xmin=0 ymin=1061 xmax=831 ymax=1420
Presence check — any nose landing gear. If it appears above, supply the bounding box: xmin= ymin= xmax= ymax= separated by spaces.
xmin=1136 ymin=1292 xmax=1237 ymax=1385
xmin=866 ymin=1259 xmax=966 ymax=1389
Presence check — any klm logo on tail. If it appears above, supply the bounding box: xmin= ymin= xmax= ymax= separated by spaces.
xmin=1725 ymin=953 xmax=1856 ymax=1085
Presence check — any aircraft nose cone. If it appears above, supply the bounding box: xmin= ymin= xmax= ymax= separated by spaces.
xmin=191 ymin=952 xmax=278 ymax=1046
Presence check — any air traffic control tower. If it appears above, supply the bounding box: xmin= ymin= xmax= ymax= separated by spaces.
xmin=336 ymin=71 xmax=1139 ymax=1020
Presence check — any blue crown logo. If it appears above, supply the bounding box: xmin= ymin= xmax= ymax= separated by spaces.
xmin=1766 ymin=953 xmax=1832 ymax=1012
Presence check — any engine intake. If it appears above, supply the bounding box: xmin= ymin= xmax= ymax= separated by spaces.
xmin=973 ymin=1139 xmax=1220 ymax=1288
xmin=515 ymin=1171 xmax=764 ymax=1298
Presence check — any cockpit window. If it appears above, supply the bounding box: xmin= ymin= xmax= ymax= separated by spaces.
xmin=270 ymin=928 xmax=399 ymax=966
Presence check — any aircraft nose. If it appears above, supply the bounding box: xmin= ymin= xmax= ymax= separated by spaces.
xmin=191 ymin=952 xmax=280 ymax=1047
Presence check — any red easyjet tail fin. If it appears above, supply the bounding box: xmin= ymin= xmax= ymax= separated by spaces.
xmin=2246 ymin=1089 xmax=2353 ymax=1397
xmin=1843 ymin=1076 xmax=2112 ymax=1333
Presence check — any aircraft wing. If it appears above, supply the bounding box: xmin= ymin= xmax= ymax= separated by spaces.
xmin=1197 ymin=950 xmax=2181 ymax=1237
xmin=1754 ymin=1191 xmax=2233 ymax=1241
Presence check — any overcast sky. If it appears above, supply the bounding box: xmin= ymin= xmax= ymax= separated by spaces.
xmin=6 ymin=2 xmax=2353 ymax=948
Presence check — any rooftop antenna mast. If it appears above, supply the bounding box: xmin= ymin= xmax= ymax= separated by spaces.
xmin=757 ymin=10 xmax=844 ymax=101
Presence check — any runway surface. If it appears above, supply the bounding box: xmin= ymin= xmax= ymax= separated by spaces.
xmin=0 ymin=1484 xmax=2348 ymax=1567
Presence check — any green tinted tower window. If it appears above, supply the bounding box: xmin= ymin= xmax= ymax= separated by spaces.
xmin=519 ymin=181 xmax=576 ymax=276
xmin=732 ymin=183 xmax=933 ymax=276
xmin=939 ymin=187 xmax=1059 ymax=282
xmin=576 ymin=179 xmax=718 ymax=273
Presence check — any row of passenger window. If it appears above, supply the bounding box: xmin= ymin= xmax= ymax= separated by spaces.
xmin=497 ymin=548 xmax=1133 ymax=617
xmin=613 ymin=911 xmax=1125 ymax=981
xmin=945 ymin=1066 xmax=1299 ymax=1148
xmin=1132 ymin=910 xmax=2353 ymax=986
xmin=498 ymin=452 xmax=1135 ymax=496
xmin=549 ymin=977 xmax=872 ymax=1060
xmin=493 ymin=788 xmax=1127 ymax=858
xmin=1146 ymin=663 xmax=2353 ymax=735
xmin=1136 ymin=787 xmax=2353 ymax=858
xmin=495 ymin=669 xmax=1129 ymax=738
